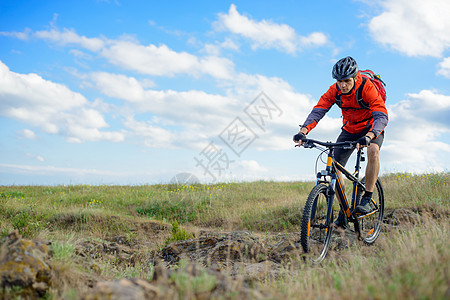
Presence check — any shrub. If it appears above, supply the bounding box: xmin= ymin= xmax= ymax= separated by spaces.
xmin=165 ymin=220 xmax=194 ymax=244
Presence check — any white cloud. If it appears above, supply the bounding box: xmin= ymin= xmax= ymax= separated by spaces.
xmin=202 ymin=38 xmax=239 ymax=56
xmin=0 ymin=20 xmax=338 ymax=154
xmin=0 ymin=163 xmax=122 ymax=177
xmin=437 ymin=57 xmax=450 ymax=78
xmin=388 ymin=90 xmax=450 ymax=128
xmin=90 ymin=71 xmax=238 ymax=122
xmin=89 ymin=72 xmax=241 ymax=148
xmin=0 ymin=60 xmax=124 ymax=143
xmin=69 ymin=49 xmax=93 ymax=60
xmin=29 ymin=27 xmax=237 ymax=80
xmin=216 ymin=4 xmax=328 ymax=54
xmin=382 ymin=140 xmax=450 ymax=173
xmin=0 ymin=28 xmax=31 ymax=40
xmin=101 ymin=40 xmax=235 ymax=79
xmin=199 ymin=56 xmax=235 ymax=80
xmin=368 ymin=0 xmax=450 ymax=57
xmin=90 ymin=72 xmax=146 ymax=102
xmin=101 ymin=41 xmax=199 ymax=76
xmin=382 ymin=89 xmax=450 ymax=172
xmin=87 ymin=69 xmax=325 ymax=151
xmin=193 ymin=159 xmax=270 ymax=183
xmin=26 ymin=153 xmax=45 ymax=162
xmin=123 ymin=117 xmax=177 ymax=149
xmin=0 ymin=23 xmax=336 ymax=154
xmin=35 ymin=28 xmax=105 ymax=52
xmin=216 ymin=4 xmax=297 ymax=53
xmin=238 ymin=160 xmax=268 ymax=173
xmin=221 ymin=38 xmax=240 ymax=51
xmin=18 ymin=129 xmax=37 ymax=139
xmin=0 ymin=162 xmax=179 ymax=185
xmin=300 ymin=32 xmax=329 ymax=47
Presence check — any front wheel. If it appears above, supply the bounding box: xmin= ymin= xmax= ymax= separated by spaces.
xmin=300 ymin=184 xmax=334 ymax=263
xmin=356 ymin=178 xmax=385 ymax=244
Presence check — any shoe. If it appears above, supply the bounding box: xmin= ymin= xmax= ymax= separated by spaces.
xmin=333 ymin=210 xmax=347 ymax=229
xmin=355 ymin=196 xmax=374 ymax=215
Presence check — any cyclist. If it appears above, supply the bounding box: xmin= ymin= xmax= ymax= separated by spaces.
xmin=293 ymin=56 xmax=388 ymax=227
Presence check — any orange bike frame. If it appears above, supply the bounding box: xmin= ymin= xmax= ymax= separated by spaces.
xmin=316 ymin=147 xmax=365 ymax=222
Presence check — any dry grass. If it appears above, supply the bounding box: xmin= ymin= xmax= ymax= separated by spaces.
xmin=264 ymin=214 xmax=449 ymax=299
xmin=0 ymin=172 xmax=448 ymax=299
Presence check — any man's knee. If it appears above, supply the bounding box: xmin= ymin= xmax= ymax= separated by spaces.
xmin=367 ymin=144 xmax=380 ymax=161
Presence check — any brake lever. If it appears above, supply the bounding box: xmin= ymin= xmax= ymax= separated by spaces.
xmin=294 ymin=140 xmax=315 ymax=148
xmin=303 ymin=141 xmax=315 ymax=148
xmin=342 ymin=145 xmax=355 ymax=150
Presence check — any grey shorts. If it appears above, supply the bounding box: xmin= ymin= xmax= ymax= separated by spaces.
xmin=334 ymin=129 xmax=384 ymax=167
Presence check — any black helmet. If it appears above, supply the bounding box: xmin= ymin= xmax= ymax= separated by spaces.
xmin=332 ymin=56 xmax=358 ymax=80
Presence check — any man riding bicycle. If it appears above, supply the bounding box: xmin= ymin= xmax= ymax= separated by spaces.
xmin=293 ymin=56 xmax=388 ymax=227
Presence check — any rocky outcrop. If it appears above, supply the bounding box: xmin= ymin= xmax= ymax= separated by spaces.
xmin=0 ymin=231 xmax=52 ymax=298
xmin=83 ymin=278 xmax=161 ymax=300
xmin=160 ymin=231 xmax=267 ymax=268
xmin=384 ymin=208 xmax=423 ymax=226
xmin=85 ymin=261 xmax=264 ymax=300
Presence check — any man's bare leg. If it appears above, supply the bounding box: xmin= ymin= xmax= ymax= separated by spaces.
xmin=364 ymin=143 xmax=380 ymax=192
xmin=354 ymin=143 xmax=380 ymax=214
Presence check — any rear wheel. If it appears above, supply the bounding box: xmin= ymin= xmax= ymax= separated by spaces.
xmin=300 ymin=184 xmax=334 ymax=263
xmin=356 ymin=178 xmax=385 ymax=244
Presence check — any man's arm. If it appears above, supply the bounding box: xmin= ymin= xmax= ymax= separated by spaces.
xmin=299 ymin=85 xmax=337 ymax=134
xmin=363 ymin=81 xmax=389 ymax=138
xmin=301 ymin=108 xmax=329 ymax=133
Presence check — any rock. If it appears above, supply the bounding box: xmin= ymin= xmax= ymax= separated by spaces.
xmin=160 ymin=231 xmax=267 ymax=268
xmin=83 ymin=278 xmax=161 ymax=300
xmin=244 ymin=261 xmax=282 ymax=281
xmin=75 ymin=239 xmax=138 ymax=265
xmin=0 ymin=231 xmax=52 ymax=298
xmin=268 ymin=238 xmax=301 ymax=263
xmin=85 ymin=261 xmax=260 ymax=300
xmin=384 ymin=208 xmax=422 ymax=226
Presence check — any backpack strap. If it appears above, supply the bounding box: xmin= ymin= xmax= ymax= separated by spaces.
xmin=334 ymin=78 xmax=370 ymax=110
xmin=355 ymin=77 xmax=370 ymax=110
xmin=334 ymin=83 xmax=343 ymax=108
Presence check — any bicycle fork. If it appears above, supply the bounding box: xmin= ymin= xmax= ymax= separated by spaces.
xmin=314 ymin=149 xmax=353 ymax=228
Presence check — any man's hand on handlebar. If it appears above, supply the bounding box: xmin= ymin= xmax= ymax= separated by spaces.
xmin=293 ymin=127 xmax=309 ymax=147
xmin=356 ymin=135 xmax=371 ymax=150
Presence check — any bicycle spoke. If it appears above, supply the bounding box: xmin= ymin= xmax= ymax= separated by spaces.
xmin=357 ymin=178 xmax=385 ymax=244
xmin=300 ymin=184 xmax=336 ymax=263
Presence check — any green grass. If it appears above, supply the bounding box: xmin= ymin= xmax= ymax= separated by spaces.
xmin=269 ymin=215 xmax=449 ymax=299
xmin=0 ymin=172 xmax=448 ymax=299
xmin=165 ymin=220 xmax=195 ymax=244
xmin=171 ymin=261 xmax=217 ymax=299
xmin=382 ymin=172 xmax=449 ymax=209
xmin=0 ymin=173 xmax=448 ymax=237
xmin=51 ymin=241 xmax=76 ymax=261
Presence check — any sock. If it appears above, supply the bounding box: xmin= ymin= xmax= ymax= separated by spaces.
xmin=363 ymin=191 xmax=373 ymax=199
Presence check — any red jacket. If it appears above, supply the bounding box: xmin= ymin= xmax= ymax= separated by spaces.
xmin=302 ymin=72 xmax=388 ymax=137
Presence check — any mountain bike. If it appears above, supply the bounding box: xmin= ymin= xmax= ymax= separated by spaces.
xmin=298 ymin=138 xmax=385 ymax=263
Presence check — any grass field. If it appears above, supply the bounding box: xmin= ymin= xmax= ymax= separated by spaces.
xmin=0 ymin=172 xmax=449 ymax=299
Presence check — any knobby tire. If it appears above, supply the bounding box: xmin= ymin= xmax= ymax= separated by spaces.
xmin=300 ymin=184 xmax=333 ymax=263
xmin=357 ymin=178 xmax=385 ymax=244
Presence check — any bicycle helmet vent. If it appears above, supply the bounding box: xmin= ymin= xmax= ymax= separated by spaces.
xmin=332 ymin=56 xmax=358 ymax=80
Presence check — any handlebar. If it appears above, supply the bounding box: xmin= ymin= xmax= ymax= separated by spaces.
xmin=299 ymin=138 xmax=358 ymax=149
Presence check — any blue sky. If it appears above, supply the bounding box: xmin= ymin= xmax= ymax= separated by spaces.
xmin=1 ymin=0 xmax=449 ymax=185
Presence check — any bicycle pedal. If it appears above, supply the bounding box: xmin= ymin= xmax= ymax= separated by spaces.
xmin=356 ymin=210 xmax=377 ymax=219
